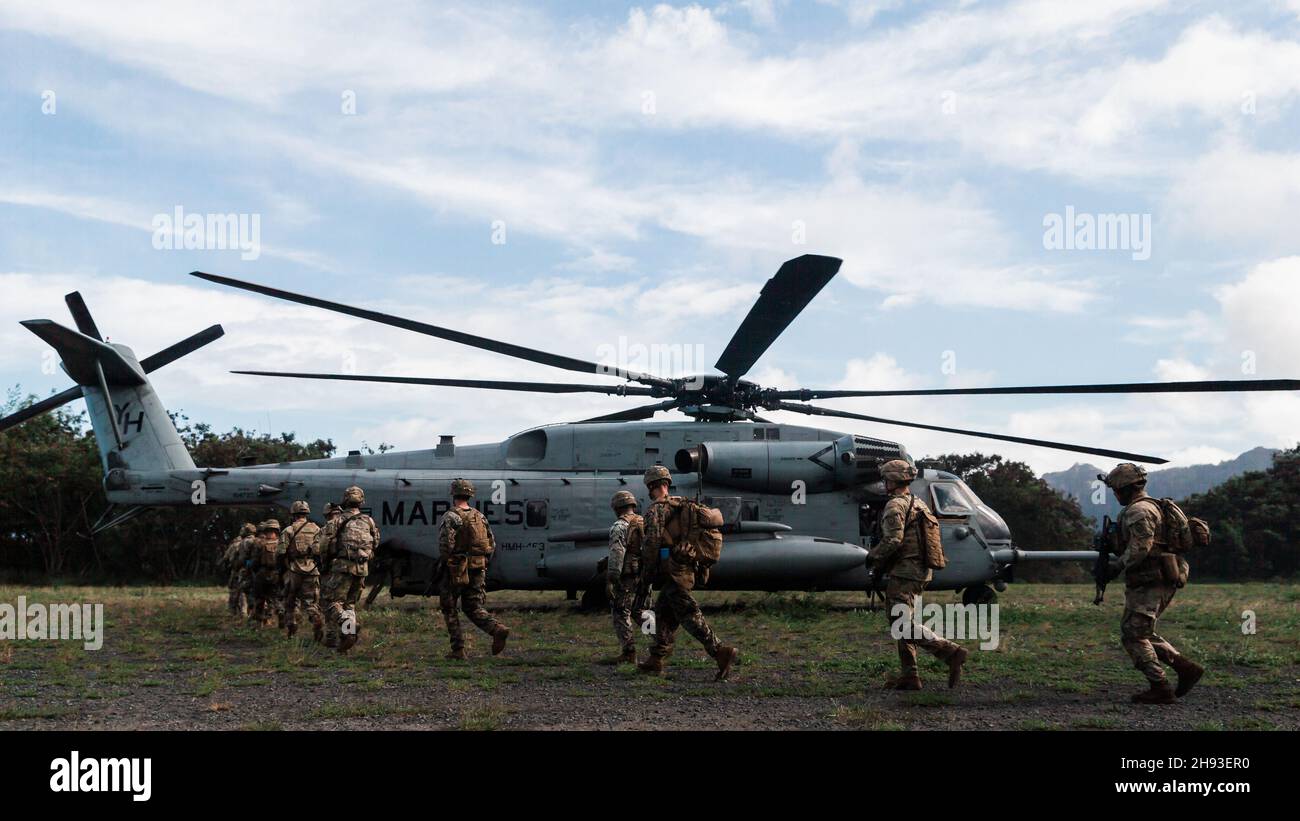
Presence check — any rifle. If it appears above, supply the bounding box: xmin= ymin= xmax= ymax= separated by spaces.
xmin=1092 ymin=515 xmax=1119 ymax=605
xmin=863 ymin=503 xmax=889 ymax=611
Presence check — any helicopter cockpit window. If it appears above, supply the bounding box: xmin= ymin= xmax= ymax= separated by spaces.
xmin=930 ymin=482 xmax=973 ymax=516
xmin=525 ymin=500 xmax=548 ymax=528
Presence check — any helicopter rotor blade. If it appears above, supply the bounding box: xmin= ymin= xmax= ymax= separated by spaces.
xmin=714 ymin=255 xmax=841 ymax=381
xmin=64 ymin=292 xmax=104 ymax=341
xmin=578 ymin=399 xmax=681 ymax=423
xmin=190 ymin=271 xmax=673 ymax=389
xmin=232 ymin=370 xmax=661 ymax=396
xmin=773 ymin=378 xmax=1300 ymax=400
xmin=140 ymin=325 xmax=226 ymax=373
xmin=0 ymin=386 xmax=85 ymax=433
xmin=769 ymin=401 xmax=1168 ymax=464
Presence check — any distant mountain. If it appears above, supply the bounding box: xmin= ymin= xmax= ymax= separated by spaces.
xmin=1042 ymin=447 xmax=1279 ymax=527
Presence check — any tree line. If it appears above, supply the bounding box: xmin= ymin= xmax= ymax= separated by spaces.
xmin=1 ymin=389 xmax=1295 ymax=584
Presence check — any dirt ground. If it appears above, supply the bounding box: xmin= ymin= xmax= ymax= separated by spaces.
xmin=1 ymin=583 xmax=1296 ymax=730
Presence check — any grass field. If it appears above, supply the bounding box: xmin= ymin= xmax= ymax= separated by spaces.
xmin=1 ymin=583 xmax=1296 ymax=730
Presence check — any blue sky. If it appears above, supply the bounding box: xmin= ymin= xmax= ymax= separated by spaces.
xmin=3 ymin=0 xmax=1299 ymax=473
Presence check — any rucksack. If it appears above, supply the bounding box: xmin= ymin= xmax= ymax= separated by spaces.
xmin=905 ymin=496 xmax=947 ymax=570
xmin=665 ymin=497 xmax=725 ymax=570
xmin=1139 ymin=498 xmax=1210 ymax=555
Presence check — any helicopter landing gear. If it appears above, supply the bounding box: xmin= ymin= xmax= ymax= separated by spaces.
xmin=962 ymin=585 xmax=997 ymax=606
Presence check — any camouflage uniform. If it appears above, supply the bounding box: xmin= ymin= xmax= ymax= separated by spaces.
xmin=236 ymin=530 xmax=259 ymax=618
xmin=607 ymin=493 xmax=644 ymax=660
xmin=314 ymin=503 xmax=342 ymax=646
xmin=1118 ymin=492 xmax=1186 ymax=686
xmin=637 ymin=468 xmax=736 ymax=679
xmin=869 ymin=491 xmax=963 ymax=682
xmin=321 ymin=488 xmax=379 ymax=653
xmin=248 ymin=520 xmax=282 ymax=626
xmin=1103 ymin=463 xmax=1203 ymax=702
xmin=279 ymin=502 xmax=323 ymax=640
xmin=438 ymin=479 xmax=508 ymax=657
xmin=223 ymin=524 xmax=255 ymax=616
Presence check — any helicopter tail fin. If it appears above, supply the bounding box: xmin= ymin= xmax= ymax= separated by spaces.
xmin=13 ymin=312 xmax=222 ymax=474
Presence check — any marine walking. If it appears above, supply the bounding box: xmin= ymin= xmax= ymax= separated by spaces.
xmin=635 ymin=465 xmax=738 ymax=681
xmin=1101 ymin=463 xmax=1206 ymax=704
xmin=436 ymin=478 xmax=509 ymax=660
xmin=867 ymin=459 xmax=968 ymax=690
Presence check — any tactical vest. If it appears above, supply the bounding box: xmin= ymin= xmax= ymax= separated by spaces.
xmin=449 ymin=507 xmax=494 ymax=569
xmin=1122 ymin=498 xmax=1190 ymax=588
xmin=283 ymin=519 xmax=321 ymax=575
xmin=256 ymin=534 xmax=279 ymax=570
xmin=882 ymin=494 xmax=943 ymax=581
xmin=619 ymin=512 xmax=645 ymax=577
xmin=333 ymin=511 xmax=378 ymax=576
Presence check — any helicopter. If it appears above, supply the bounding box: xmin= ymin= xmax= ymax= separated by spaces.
xmin=4 ymin=254 xmax=1296 ymax=607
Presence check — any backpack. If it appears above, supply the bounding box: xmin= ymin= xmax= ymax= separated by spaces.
xmin=1139 ymin=498 xmax=1210 ymax=555
xmin=665 ymin=497 xmax=725 ymax=570
xmin=905 ymin=496 xmax=947 ymax=570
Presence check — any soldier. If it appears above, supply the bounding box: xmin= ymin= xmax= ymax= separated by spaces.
xmin=314 ymin=502 xmax=344 ymax=647
xmin=1102 ymin=463 xmax=1204 ymax=704
xmin=636 ymin=466 xmax=738 ymax=681
xmin=248 ymin=519 xmax=282 ymax=627
xmin=867 ymin=459 xmax=968 ymax=690
xmin=437 ymin=478 xmax=509 ymax=660
xmin=606 ymin=490 xmax=644 ymax=664
xmin=236 ymin=524 xmax=260 ymax=622
xmin=279 ymin=500 xmax=324 ymax=641
xmin=223 ymin=523 xmax=255 ymax=616
xmin=320 ymin=486 xmax=379 ymax=653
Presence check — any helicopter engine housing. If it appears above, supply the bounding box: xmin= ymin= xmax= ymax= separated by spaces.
xmin=676 ymin=435 xmax=866 ymax=494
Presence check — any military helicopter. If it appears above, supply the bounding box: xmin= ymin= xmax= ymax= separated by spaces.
xmin=5 ymin=255 xmax=1296 ymax=607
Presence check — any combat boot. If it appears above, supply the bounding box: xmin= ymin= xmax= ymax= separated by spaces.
xmin=1171 ymin=657 xmax=1204 ymax=697
xmin=638 ymin=655 xmax=667 ymax=675
xmin=491 ymin=626 xmax=510 ymax=656
xmin=946 ymin=647 xmax=969 ymax=688
xmin=887 ymin=673 xmax=923 ymax=690
xmin=286 ymin=622 xmax=297 ymax=639
xmin=1131 ymin=681 xmax=1177 ymax=704
xmin=712 ymin=645 xmax=739 ymax=681
xmin=619 ymin=647 xmax=637 ymax=665
xmin=312 ymin=621 xmax=324 ymax=644
xmin=337 ymin=628 xmax=359 ymax=653
xmin=445 ymin=647 xmax=467 ymax=661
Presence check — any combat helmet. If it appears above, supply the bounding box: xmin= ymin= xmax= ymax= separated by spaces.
xmin=342 ymin=486 xmax=365 ymax=507
xmin=451 ymin=478 xmax=475 ymax=498
xmin=240 ymin=522 xmax=256 ymax=536
xmin=290 ymin=500 xmax=310 ymax=516
xmin=879 ymin=459 xmax=918 ymax=483
xmin=324 ymin=502 xmax=341 ymax=517
xmin=610 ymin=490 xmax=638 ymax=511
xmin=1100 ymin=463 xmax=1147 ymax=490
xmin=259 ymin=519 xmax=281 ymax=532
xmin=643 ymin=465 xmax=671 ymax=488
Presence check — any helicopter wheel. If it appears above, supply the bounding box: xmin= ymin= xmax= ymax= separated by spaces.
xmin=962 ymin=585 xmax=997 ymax=606
xmin=580 ymin=583 xmax=609 ymax=612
